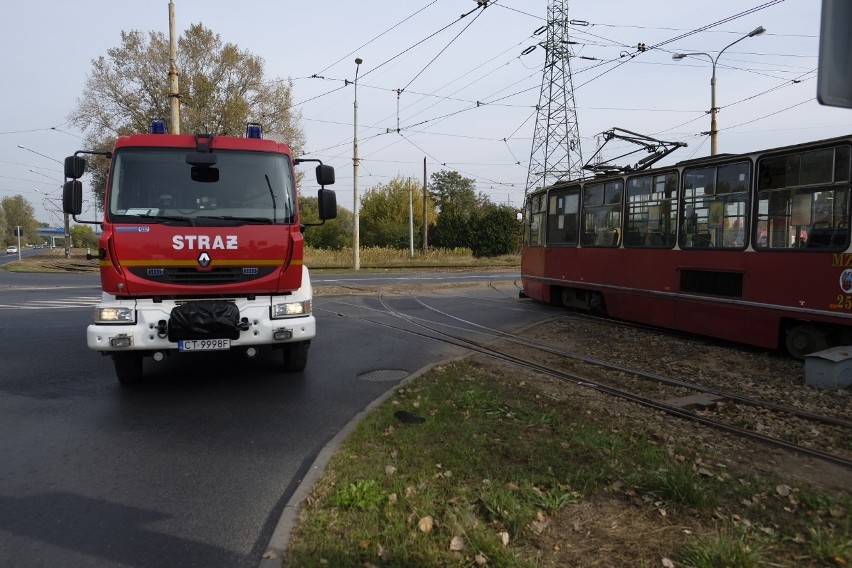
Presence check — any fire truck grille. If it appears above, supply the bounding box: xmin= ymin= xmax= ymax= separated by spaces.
xmin=129 ymin=266 xmax=276 ymax=285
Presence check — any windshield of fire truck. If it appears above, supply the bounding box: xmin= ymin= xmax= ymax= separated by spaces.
xmin=107 ymin=148 xmax=296 ymax=224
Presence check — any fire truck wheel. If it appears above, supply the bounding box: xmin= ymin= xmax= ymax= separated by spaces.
xmin=113 ymin=353 xmax=144 ymax=384
xmin=283 ymin=341 xmax=310 ymax=372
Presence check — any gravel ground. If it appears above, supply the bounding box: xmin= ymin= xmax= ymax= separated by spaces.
xmin=492 ymin=314 xmax=851 ymax=493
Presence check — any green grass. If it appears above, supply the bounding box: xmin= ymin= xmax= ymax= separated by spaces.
xmin=676 ymin=529 xmax=762 ymax=568
xmin=284 ymin=360 xmax=852 ymax=567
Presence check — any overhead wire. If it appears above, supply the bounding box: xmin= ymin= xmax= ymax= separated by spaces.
xmin=399 ymin=4 xmax=488 ymax=93
xmin=299 ymin=0 xmax=811 ymax=196
xmin=315 ymin=0 xmax=440 ymax=76
xmin=359 ymin=1 xmax=488 ymax=82
xmin=571 ymin=0 xmax=787 ymax=91
xmin=720 ymin=97 xmax=813 ymax=131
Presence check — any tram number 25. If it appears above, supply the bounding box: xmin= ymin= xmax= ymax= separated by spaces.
xmin=835 ymin=295 xmax=852 ymax=310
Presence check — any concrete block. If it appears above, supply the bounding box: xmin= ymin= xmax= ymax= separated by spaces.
xmin=804 ymin=346 xmax=852 ymax=390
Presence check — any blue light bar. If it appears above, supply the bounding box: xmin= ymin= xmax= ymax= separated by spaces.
xmin=246 ymin=123 xmax=262 ymax=139
xmin=149 ymin=120 xmax=168 ymax=134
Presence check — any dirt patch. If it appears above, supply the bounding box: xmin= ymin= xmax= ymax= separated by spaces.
xmin=531 ymin=496 xmax=686 ymax=567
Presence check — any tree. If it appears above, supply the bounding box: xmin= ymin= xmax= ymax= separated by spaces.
xmin=360 ymin=177 xmax=436 ymax=249
xmin=428 ymin=170 xmax=482 ymax=250
xmin=68 ymin=23 xmax=304 ymax=205
xmin=469 ymin=203 xmax=522 ymax=257
xmin=1 ymin=196 xmax=36 ymax=246
xmin=301 ymin=198 xmax=353 ymax=250
xmin=70 ymin=225 xmax=99 ymax=250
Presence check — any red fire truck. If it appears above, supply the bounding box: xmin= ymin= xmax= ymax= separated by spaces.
xmin=62 ymin=121 xmax=337 ymax=384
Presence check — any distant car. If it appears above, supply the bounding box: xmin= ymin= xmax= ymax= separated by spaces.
xmin=6 ymin=246 xmax=18 ymax=254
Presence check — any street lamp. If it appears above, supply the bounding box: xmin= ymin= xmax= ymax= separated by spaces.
xmin=673 ymin=26 xmax=765 ymax=156
xmin=18 ymin=144 xmax=71 ymax=258
xmin=353 ymin=57 xmax=363 ymax=271
xmin=17 ymin=144 xmax=61 ymax=164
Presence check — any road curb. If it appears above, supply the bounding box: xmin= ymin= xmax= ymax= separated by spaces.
xmin=258 ymin=358 xmax=459 ymax=568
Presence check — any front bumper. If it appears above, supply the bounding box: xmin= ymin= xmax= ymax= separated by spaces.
xmin=86 ymin=295 xmax=315 ymax=353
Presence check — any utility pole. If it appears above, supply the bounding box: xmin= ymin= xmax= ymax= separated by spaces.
xmin=524 ymin=0 xmax=584 ymax=198
xmin=422 ymin=157 xmax=428 ymax=254
xmin=352 ymin=57 xmax=363 ymax=270
xmin=15 ymin=226 xmax=22 ymax=260
xmin=408 ymin=178 xmax=414 ymax=258
xmin=168 ymin=0 xmax=180 ymax=133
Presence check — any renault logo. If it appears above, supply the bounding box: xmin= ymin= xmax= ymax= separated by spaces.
xmin=197 ymin=251 xmax=212 ymax=268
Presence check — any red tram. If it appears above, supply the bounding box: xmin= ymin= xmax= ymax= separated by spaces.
xmin=520 ymin=135 xmax=852 ymax=358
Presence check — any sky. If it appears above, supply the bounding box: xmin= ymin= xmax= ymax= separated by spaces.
xmin=1 ymin=0 xmax=848 ymax=226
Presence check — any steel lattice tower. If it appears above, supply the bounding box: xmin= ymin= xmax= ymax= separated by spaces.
xmin=525 ymin=0 xmax=583 ymax=195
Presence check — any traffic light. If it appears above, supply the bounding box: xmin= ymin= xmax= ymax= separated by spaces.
xmin=14 ymin=227 xmax=22 ymax=237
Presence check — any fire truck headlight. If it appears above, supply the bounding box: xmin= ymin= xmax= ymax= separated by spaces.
xmin=93 ymin=306 xmax=136 ymax=324
xmin=271 ymin=299 xmax=311 ymax=319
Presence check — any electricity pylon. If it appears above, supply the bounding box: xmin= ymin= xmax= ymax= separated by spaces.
xmin=525 ymin=0 xmax=584 ymax=196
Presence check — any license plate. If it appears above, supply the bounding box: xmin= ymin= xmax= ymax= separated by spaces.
xmin=178 ymin=338 xmax=231 ymax=352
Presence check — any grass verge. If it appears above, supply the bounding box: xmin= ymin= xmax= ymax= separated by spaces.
xmin=284 ymin=359 xmax=851 ymax=567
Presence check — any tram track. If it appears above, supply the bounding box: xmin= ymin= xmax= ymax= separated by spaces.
xmin=409 ymin=293 xmax=851 ymax=429
xmin=316 ymin=284 xmax=852 ymax=470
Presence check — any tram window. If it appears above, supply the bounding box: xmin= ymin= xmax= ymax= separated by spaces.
xmin=681 ymin=161 xmax=750 ymax=249
xmin=547 ymin=187 xmax=580 ymax=245
xmin=717 ymin=162 xmax=750 ymax=194
xmin=755 ymin=187 xmax=849 ymax=250
xmin=684 ymin=167 xmax=716 ymax=197
xmin=759 ymin=145 xmax=851 ymax=190
xmin=836 ymin=146 xmax=850 ymax=182
xmin=525 ymin=192 xmax=547 ymax=246
xmin=626 ymin=172 xmax=677 ymax=248
xmin=755 ymin=145 xmax=851 ymax=251
xmin=582 ymin=180 xmax=623 ymax=247
xmin=801 ymin=149 xmax=835 ymax=185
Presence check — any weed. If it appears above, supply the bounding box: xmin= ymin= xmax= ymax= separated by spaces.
xmin=676 ymin=529 xmax=762 ymax=568
xmin=330 ymin=478 xmax=384 ymax=511
xmin=807 ymin=525 xmax=852 ymax=566
xmin=639 ymin=461 xmax=716 ymax=510
xmin=528 ymin=484 xmax=578 ymax=512
xmin=478 ymin=485 xmax=535 ymax=539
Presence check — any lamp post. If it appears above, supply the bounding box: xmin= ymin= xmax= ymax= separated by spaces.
xmin=18 ymin=144 xmax=71 ymax=258
xmin=352 ymin=57 xmax=363 ymax=270
xmin=673 ymin=26 xmax=765 ymax=156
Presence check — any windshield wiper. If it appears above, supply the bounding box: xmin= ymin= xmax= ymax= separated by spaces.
xmin=133 ymin=213 xmax=195 ymax=226
xmin=265 ymin=174 xmax=277 ymax=223
xmin=195 ymin=215 xmax=274 ymax=224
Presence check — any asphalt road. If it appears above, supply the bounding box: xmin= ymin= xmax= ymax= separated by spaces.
xmin=0 ymin=268 xmax=555 ymax=567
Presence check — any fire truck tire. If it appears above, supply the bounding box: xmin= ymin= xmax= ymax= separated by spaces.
xmin=785 ymin=324 xmax=829 ymax=360
xmin=113 ymin=353 xmax=144 ymax=384
xmin=283 ymin=341 xmax=310 ymax=372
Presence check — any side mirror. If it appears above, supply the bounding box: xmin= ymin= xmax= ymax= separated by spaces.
xmin=64 ymin=156 xmax=87 ymax=179
xmin=63 ymin=180 xmax=83 ymax=215
xmin=316 ymin=164 xmax=335 ymax=186
xmin=317 ymin=188 xmax=337 ymax=220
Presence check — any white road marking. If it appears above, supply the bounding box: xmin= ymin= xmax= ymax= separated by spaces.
xmin=0 ymin=296 xmax=100 ymax=310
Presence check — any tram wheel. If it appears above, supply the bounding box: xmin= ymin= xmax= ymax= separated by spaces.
xmin=785 ymin=324 xmax=829 ymax=360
